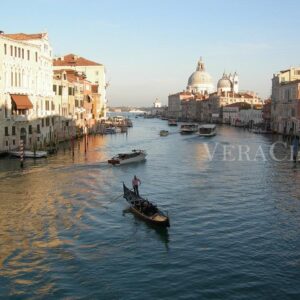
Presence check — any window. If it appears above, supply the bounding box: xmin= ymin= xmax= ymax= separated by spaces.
xmin=46 ymin=118 xmax=50 ymax=126
xmin=45 ymin=101 xmax=49 ymax=111
xmin=14 ymin=46 xmax=17 ymax=57
xmin=63 ymin=74 xmax=66 ymax=80
xmin=68 ymin=87 xmax=73 ymax=95
xmin=4 ymin=43 xmax=7 ymax=55
xmin=37 ymin=124 xmax=41 ymax=133
xmin=52 ymin=117 xmax=55 ymax=126
xmin=5 ymin=127 xmax=9 ymax=136
xmin=75 ymin=100 xmax=79 ymax=107
xmin=12 ymin=126 xmax=16 ymax=136
xmin=22 ymin=48 xmax=24 ymax=59
xmin=51 ymin=102 xmax=55 ymax=111
xmin=29 ymin=125 xmax=32 ymax=134
xmin=13 ymin=140 xmax=15 ymax=146
xmin=53 ymin=85 xmax=57 ymax=93
xmin=35 ymin=52 xmax=38 ymax=62
xmin=10 ymin=45 xmax=13 ymax=56
xmin=18 ymin=47 xmax=21 ymax=57
xmin=27 ymin=50 xmax=30 ymax=60
xmin=58 ymin=86 xmax=62 ymax=95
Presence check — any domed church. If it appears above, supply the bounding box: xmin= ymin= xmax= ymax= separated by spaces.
xmin=186 ymin=58 xmax=214 ymax=95
xmin=217 ymin=72 xmax=239 ymax=94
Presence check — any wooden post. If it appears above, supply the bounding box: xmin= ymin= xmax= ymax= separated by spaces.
xmin=71 ymin=127 xmax=74 ymax=157
xmin=20 ymin=140 xmax=24 ymax=168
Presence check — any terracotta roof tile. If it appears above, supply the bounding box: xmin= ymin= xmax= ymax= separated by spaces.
xmin=3 ymin=33 xmax=46 ymax=40
xmin=53 ymin=54 xmax=102 ymax=67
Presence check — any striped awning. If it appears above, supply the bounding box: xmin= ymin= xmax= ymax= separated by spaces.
xmin=10 ymin=94 xmax=33 ymax=109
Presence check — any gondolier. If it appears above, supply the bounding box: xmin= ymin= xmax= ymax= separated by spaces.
xmin=132 ymin=175 xmax=141 ymax=197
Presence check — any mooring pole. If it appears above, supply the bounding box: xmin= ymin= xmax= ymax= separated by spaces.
xmin=20 ymin=140 xmax=24 ymax=168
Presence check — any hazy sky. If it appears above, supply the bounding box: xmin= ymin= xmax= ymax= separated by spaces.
xmin=2 ymin=0 xmax=300 ymax=106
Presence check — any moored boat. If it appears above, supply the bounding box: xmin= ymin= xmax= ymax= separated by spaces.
xmin=198 ymin=124 xmax=217 ymax=137
xmin=168 ymin=119 xmax=177 ymax=126
xmin=160 ymin=130 xmax=169 ymax=136
xmin=123 ymin=183 xmax=170 ymax=227
xmin=108 ymin=149 xmax=147 ymax=165
xmin=105 ymin=127 xmax=117 ymax=134
xmin=180 ymin=123 xmax=198 ymax=134
xmin=9 ymin=150 xmax=48 ymax=158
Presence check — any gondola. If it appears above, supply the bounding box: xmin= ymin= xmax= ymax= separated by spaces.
xmin=123 ymin=183 xmax=170 ymax=227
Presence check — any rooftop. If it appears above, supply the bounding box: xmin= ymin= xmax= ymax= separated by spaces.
xmin=53 ymin=54 xmax=102 ymax=67
xmin=2 ymin=33 xmax=47 ymax=40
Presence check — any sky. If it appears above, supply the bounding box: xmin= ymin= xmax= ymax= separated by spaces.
xmin=2 ymin=0 xmax=300 ymax=106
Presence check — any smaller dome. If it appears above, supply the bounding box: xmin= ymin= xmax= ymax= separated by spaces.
xmin=217 ymin=73 xmax=232 ymax=89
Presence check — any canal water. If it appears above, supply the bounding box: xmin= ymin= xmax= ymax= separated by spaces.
xmin=1 ymin=117 xmax=300 ymax=299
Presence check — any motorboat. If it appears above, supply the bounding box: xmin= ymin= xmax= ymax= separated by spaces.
xmin=180 ymin=123 xmax=198 ymax=134
xmin=198 ymin=124 xmax=217 ymax=137
xmin=252 ymin=128 xmax=272 ymax=134
xmin=168 ymin=119 xmax=178 ymax=126
xmin=160 ymin=130 xmax=169 ymax=136
xmin=108 ymin=150 xmax=147 ymax=165
xmin=9 ymin=150 xmax=48 ymax=158
xmin=105 ymin=127 xmax=117 ymax=134
xmin=123 ymin=183 xmax=170 ymax=227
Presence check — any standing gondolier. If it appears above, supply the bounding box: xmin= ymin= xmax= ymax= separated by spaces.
xmin=132 ymin=175 xmax=141 ymax=197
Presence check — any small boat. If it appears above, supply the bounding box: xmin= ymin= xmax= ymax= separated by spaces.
xmin=105 ymin=127 xmax=117 ymax=134
xmin=123 ymin=183 xmax=170 ymax=227
xmin=160 ymin=130 xmax=169 ymax=136
xmin=9 ymin=150 xmax=48 ymax=158
xmin=108 ymin=149 xmax=147 ymax=165
xmin=168 ymin=119 xmax=177 ymax=126
xmin=180 ymin=123 xmax=198 ymax=134
xmin=252 ymin=128 xmax=272 ymax=134
xmin=198 ymin=124 xmax=217 ymax=137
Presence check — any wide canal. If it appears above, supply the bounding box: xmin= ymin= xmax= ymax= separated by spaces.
xmin=1 ymin=117 xmax=300 ymax=299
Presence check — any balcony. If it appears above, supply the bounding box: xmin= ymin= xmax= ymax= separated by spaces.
xmin=12 ymin=114 xmax=34 ymax=122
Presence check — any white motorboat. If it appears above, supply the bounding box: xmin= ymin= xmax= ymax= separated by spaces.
xmin=198 ymin=124 xmax=217 ymax=137
xmin=168 ymin=119 xmax=178 ymax=126
xmin=108 ymin=150 xmax=147 ymax=165
xmin=105 ymin=127 xmax=117 ymax=134
xmin=9 ymin=150 xmax=48 ymax=158
xmin=180 ymin=123 xmax=198 ymax=134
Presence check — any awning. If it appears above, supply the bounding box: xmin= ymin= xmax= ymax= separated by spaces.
xmin=10 ymin=94 xmax=33 ymax=109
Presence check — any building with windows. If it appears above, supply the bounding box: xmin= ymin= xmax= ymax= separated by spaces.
xmin=0 ymin=32 xmax=54 ymax=151
xmin=271 ymin=67 xmax=300 ymax=134
xmin=53 ymin=54 xmax=107 ymax=119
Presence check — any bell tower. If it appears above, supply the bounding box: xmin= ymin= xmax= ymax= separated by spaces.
xmin=233 ymin=72 xmax=239 ymax=93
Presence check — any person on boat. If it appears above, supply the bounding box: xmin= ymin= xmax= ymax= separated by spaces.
xmin=132 ymin=175 xmax=141 ymax=197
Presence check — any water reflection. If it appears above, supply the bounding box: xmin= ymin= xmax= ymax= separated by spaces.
xmin=123 ymin=209 xmax=170 ymax=249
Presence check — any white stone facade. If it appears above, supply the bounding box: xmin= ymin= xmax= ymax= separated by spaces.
xmin=0 ymin=33 xmax=54 ymax=151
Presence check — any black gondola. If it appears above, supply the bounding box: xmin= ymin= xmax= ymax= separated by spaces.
xmin=123 ymin=183 xmax=170 ymax=227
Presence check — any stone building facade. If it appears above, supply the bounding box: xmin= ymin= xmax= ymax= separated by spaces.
xmin=0 ymin=32 xmax=54 ymax=151
xmin=271 ymin=67 xmax=300 ymax=134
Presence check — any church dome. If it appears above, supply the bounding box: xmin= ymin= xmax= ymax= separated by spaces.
xmin=187 ymin=58 xmax=214 ymax=94
xmin=217 ymin=73 xmax=232 ymax=89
